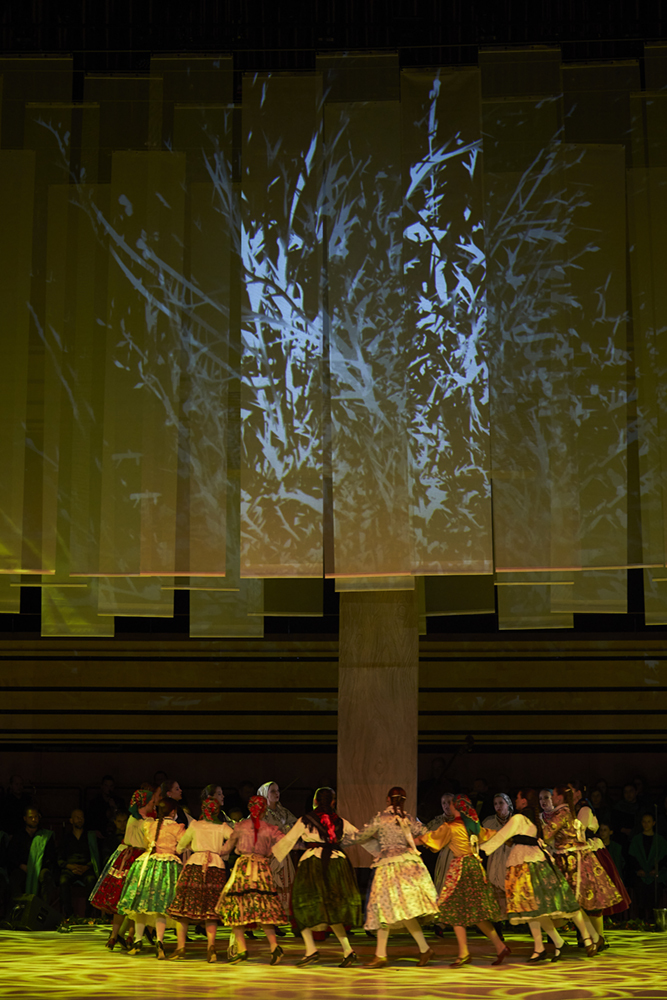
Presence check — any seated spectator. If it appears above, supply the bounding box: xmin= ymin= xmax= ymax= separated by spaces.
xmin=101 ymin=808 xmax=129 ymax=866
xmin=611 ymin=783 xmax=642 ymax=852
xmin=0 ymin=776 xmax=34 ymax=836
xmin=7 ymin=806 xmax=57 ymax=902
xmin=58 ymin=808 xmax=100 ymax=919
xmin=628 ymin=811 xmax=667 ymax=922
xmin=87 ymin=776 xmax=125 ymax=839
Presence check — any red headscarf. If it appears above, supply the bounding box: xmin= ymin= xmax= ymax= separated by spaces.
xmin=130 ymin=788 xmax=152 ymax=810
xmin=201 ymin=797 xmax=219 ymax=823
xmin=248 ymin=794 xmax=267 ymax=842
xmin=454 ymin=794 xmax=479 ymax=824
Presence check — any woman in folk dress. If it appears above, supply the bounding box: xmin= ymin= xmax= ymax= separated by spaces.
xmin=343 ymin=786 xmax=438 ymax=969
xmin=117 ymin=796 xmax=185 ymax=959
xmin=481 ymin=789 xmax=592 ymax=962
xmin=216 ymin=795 xmax=286 ymax=965
xmin=272 ymin=787 xmax=362 ymax=967
xmin=167 ymin=796 xmax=234 ymax=963
xmin=420 ymin=795 xmax=507 ymax=968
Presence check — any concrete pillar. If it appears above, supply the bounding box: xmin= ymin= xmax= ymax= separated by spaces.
xmin=336 ymin=589 xmax=419 ymax=866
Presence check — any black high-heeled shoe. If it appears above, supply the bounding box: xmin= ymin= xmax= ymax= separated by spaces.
xmin=527 ymin=950 xmax=548 ymax=963
xmin=156 ymin=940 xmax=167 ymax=961
xmin=105 ymin=936 xmax=117 ymax=951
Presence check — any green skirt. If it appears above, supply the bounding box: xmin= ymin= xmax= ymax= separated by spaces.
xmin=438 ymin=854 xmax=501 ymax=927
xmin=506 ymin=858 xmax=580 ymax=924
xmin=292 ymin=855 xmax=362 ymax=931
xmin=117 ymin=855 xmax=181 ymax=917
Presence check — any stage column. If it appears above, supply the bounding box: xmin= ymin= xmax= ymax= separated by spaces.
xmin=336 ymin=589 xmax=419 ymax=866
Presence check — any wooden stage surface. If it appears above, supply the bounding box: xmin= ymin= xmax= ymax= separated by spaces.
xmin=0 ymin=926 xmax=665 ymax=1000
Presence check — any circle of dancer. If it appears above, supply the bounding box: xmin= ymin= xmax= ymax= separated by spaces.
xmin=4 ymin=774 xmax=663 ymax=968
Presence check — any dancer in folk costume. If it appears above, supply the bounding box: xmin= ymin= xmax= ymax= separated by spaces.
xmin=570 ymin=781 xmax=630 ymax=944
xmin=343 ymin=786 xmax=438 ymax=968
xmin=420 ymin=794 xmax=508 ymax=968
xmin=89 ymin=787 xmax=155 ymax=949
xmin=481 ymin=792 xmax=514 ymax=920
xmin=216 ymin=794 xmax=286 ymax=965
xmin=272 ymin=787 xmax=362 ymax=967
xmin=117 ymin=796 xmax=185 ymax=959
xmin=480 ymin=789 xmax=592 ymax=962
xmin=167 ymin=796 xmax=234 ymax=963
xmin=540 ymin=786 xmax=620 ymax=954
xmin=257 ymin=780 xmax=296 ymax=927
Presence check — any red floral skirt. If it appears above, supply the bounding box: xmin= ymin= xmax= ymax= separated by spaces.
xmin=595 ymin=846 xmax=631 ymax=915
xmin=89 ymin=845 xmax=144 ymax=914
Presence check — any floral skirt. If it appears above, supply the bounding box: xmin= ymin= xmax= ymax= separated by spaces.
xmin=365 ymin=852 xmax=439 ymax=931
xmin=167 ymin=864 xmax=227 ymax=922
xmin=292 ymin=855 xmax=362 ymax=931
xmin=89 ymin=845 xmax=144 ymax=913
xmin=594 ymin=847 xmax=631 ymax=915
xmin=117 ymin=855 xmax=181 ymax=922
xmin=505 ymin=858 xmax=580 ymax=924
xmin=554 ymin=849 xmax=623 ymax=913
xmin=216 ymin=854 xmax=286 ymax=927
xmin=438 ymin=855 xmax=501 ymax=927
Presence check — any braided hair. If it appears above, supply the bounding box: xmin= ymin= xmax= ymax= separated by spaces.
xmin=149 ymin=796 xmax=178 ymax=856
xmin=302 ymin=787 xmax=345 ymax=880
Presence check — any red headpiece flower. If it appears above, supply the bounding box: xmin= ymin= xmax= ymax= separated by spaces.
xmin=130 ymin=788 xmax=152 ymax=810
xmin=248 ymin=794 xmax=267 ymax=842
xmin=201 ymin=797 xmax=219 ymax=823
xmin=454 ymin=794 xmax=479 ymax=824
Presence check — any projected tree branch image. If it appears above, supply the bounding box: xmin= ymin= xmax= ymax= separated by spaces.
xmin=0 ymin=50 xmax=660 ymax=636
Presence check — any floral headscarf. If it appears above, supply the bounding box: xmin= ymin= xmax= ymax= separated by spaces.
xmin=130 ymin=788 xmax=152 ymax=810
xmin=454 ymin=794 xmax=481 ymax=837
xmin=200 ymin=797 xmax=219 ymax=823
xmin=248 ymin=794 xmax=267 ymax=842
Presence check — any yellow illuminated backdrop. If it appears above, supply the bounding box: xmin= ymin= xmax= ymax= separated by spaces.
xmin=0 ymin=49 xmax=665 ymax=635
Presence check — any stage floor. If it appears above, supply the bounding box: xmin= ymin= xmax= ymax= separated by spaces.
xmin=0 ymin=926 xmax=665 ymax=1000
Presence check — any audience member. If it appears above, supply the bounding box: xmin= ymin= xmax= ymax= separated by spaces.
xmin=0 ymin=776 xmax=34 ymax=836
xmin=611 ymin=783 xmax=642 ymax=851
xmin=87 ymin=776 xmax=125 ymax=839
xmin=590 ymin=788 xmax=612 ymax=825
xmin=469 ymin=777 xmax=495 ymax=825
xmin=58 ymin=809 xmax=100 ymax=919
xmin=417 ymin=757 xmax=448 ymax=823
xmin=101 ymin=807 xmax=129 ymax=865
xmin=628 ymin=811 xmax=667 ymax=922
xmin=7 ymin=806 xmax=57 ymax=903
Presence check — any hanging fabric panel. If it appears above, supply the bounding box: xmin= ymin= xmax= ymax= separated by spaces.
xmin=98 ymin=577 xmax=174 ymax=617
xmin=240 ymin=73 xmax=324 ymax=578
xmin=98 ymin=150 xmax=186 ymax=576
xmin=325 ymin=98 xmax=409 ymax=578
xmin=150 ymin=55 xmax=233 ymax=150
xmin=40 ymin=182 xmax=113 ymax=637
xmin=401 ymin=68 xmax=492 ymax=576
xmin=0 ymin=150 xmax=34 ymax=574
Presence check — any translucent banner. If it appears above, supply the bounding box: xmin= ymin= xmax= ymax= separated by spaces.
xmin=99 ymin=151 xmax=186 ymax=576
xmin=240 ymin=74 xmax=324 ymax=578
xmin=325 ymin=99 xmax=410 ymax=577
xmin=401 ymin=68 xmax=492 ymax=574
xmin=0 ymin=151 xmax=34 ymax=573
